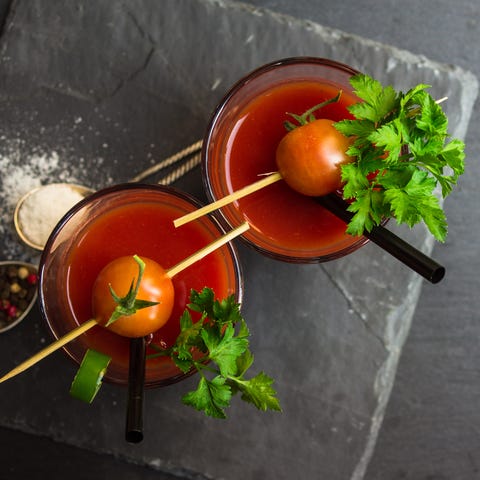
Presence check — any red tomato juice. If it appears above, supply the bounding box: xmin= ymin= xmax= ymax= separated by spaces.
xmin=207 ymin=80 xmax=364 ymax=260
xmin=64 ymin=200 xmax=236 ymax=379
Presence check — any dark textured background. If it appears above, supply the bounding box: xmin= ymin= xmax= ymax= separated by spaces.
xmin=0 ymin=1 xmax=479 ymax=479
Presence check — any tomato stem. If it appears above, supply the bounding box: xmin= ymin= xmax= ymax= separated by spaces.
xmin=131 ymin=255 xmax=144 ymax=304
xmin=284 ymin=91 xmax=342 ymax=131
xmin=105 ymin=255 xmax=159 ymax=327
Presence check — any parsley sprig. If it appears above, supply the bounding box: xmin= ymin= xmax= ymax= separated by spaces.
xmin=149 ymin=287 xmax=281 ymax=419
xmin=334 ymin=74 xmax=465 ymax=241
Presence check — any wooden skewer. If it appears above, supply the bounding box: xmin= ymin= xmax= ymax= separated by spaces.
xmin=0 ymin=318 xmax=99 ymax=384
xmin=0 ymin=222 xmax=249 ymax=384
xmin=407 ymin=96 xmax=448 ymax=118
xmin=167 ymin=221 xmax=249 ymax=277
xmin=174 ymin=172 xmax=283 ymax=228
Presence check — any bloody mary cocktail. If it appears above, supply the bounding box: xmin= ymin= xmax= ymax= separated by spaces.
xmin=39 ymin=184 xmax=242 ymax=387
xmin=203 ymin=57 xmax=368 ymax=262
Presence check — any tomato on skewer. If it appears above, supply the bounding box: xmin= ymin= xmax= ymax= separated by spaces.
xmin=92 ymin=256 xmax=174 ymax=338
xmin=276 ymin=118 xmax=353 ymax=197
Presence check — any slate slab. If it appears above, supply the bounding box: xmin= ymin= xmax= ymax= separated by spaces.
xmin=0 ymin=1 xmax=477 ymax=479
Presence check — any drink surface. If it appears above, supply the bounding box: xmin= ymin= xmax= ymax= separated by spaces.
xmin=208 ymin=80 xmax=365 ymax=260
xmin=63 ymin=200 xmax=235 ymax=381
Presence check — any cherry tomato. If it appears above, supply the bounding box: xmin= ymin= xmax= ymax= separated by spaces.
xmin=92 ymin=256 xmax=174 ymax=338
xmin=275 ymin=118 xmax=353 ymax=197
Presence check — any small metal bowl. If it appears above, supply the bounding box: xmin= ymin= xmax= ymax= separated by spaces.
xmin=0 ymin=261 xmax=38 ymax=333
xmin=14 ymin=183 xmax=94 ymax=251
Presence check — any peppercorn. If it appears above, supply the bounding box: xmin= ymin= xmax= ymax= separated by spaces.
xmin=0 ymin=262 xmax=38 ymax=331
xmin=17 ymin=266 xmax=29 ymax=279
xmin=7 ymin=266 xmax=17 ymax=278
xmin=6 ymin=304 xmax=18 ymax=318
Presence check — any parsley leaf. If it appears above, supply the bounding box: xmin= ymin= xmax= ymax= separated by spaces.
xmin=149 ymin=288 xmax=281 ymax=419
xmin=229 ymin=371 xmax=281 ymax=412
xmin=335 ymin=75 xmax=465 ymax=242
xmin=348 ymin=74 xmax=398 ymax=123
xmin=182 ymin=376 xmax=232 ymax=419
xmin=345 ymin=189 xmax=386 ymax=236
xmin=201 ymin=323 xmax=249 ymax=377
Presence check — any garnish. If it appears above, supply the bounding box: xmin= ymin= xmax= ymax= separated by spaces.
xmin=276 ymin=93 xmax=353 ymax=197
xmin=174 ymin=73 xmax=464 ymax=244
xmin=149 ymin=287 xmax=281 ymax=419
xmin=334 ymin=74 xmax=465 ymax=241
xmin=283 ymin=91 xmax=342 ymax=131
xmin=70 ymin=349 xmax=111 ymax=403
xmin=105 ymin=255 xmax=160 ymax=326
xmin=92 ymin=254 xmax=174 ymax=338
xmin=66 ymin=232 xmax=278 ymax=417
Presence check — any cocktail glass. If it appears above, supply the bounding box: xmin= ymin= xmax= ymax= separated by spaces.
xmin=38 ymin=183 xmax=243 ymax=387
xmin=202 ymin=56 xmax=368 ymax=263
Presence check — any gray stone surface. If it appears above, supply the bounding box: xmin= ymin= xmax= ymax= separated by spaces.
xmin=0 ymin=1 xmax=477 ymax=479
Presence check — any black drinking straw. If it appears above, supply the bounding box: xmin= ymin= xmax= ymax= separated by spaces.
xmin=316 ymin=194 xmax=446 ymax=284
xmin=126 ymin=336 xmax=146 ymax=443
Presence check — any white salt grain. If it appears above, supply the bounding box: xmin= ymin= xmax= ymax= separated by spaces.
xmin=18 ymin=184 xmax=85 ymax=247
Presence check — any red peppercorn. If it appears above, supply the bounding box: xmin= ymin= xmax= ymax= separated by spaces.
xmin=6 ymin=304 xmax=17 ymax=318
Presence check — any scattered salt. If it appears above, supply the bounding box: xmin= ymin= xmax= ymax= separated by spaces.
xmin=18 ymin=184 xmax=86 ymax=248
xmin=0 ymin=137 xmax=114 ymax=263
